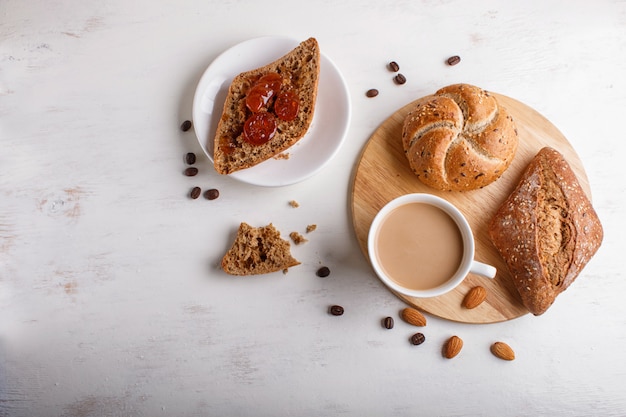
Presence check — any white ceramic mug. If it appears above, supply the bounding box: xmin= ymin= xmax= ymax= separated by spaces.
xmin=367 ymin=193 xmax=496 ymax=298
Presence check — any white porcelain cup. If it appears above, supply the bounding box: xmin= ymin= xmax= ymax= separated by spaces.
xmin=367 ymin=193 xmax=496 ymax=298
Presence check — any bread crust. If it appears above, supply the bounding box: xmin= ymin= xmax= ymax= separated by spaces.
xmin=488 ymin=147 xmax=603 ymax=315
xmin=213 ymin=38 xmax=320 ymax=174
xmin=402 ymin=84 xmax=518 ymax=191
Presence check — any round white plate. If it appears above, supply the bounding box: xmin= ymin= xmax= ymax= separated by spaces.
xmin=192 ymin=36 xmax=351 ymax=187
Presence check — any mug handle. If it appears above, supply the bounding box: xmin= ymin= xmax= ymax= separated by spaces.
xmin=470 ymin=261 xmax=497 ymax=279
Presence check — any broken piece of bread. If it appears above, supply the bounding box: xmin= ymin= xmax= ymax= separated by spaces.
xmin=221 ymin=222 xmax=300 ymax=275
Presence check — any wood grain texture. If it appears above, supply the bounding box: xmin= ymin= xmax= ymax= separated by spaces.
xmin=351 ymin=93 xmax=591 ymax=323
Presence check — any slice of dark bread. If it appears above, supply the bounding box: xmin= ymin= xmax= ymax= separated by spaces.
xmin=213 ymin=37 xmax=320 ymax=175
xmin=221 ymin=222 xmax=300 ymax=275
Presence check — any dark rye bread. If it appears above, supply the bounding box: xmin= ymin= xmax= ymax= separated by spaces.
xmin=402 ymin=84 xmax=518 ymax=191
xmin=221 ymin=222 xmax=300 ymax=275
xmin=489 ymin=147 xmax=603 ymax=315
xmin=213 ymin=37 xmax=320 ymax=174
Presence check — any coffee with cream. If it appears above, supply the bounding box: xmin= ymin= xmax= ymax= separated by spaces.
xmin=374 ymin=202 xmax=464 ymax=291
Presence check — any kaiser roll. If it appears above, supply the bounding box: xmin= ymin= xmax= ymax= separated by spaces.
xmin=401 ymin=83 xmax=518 ymax=191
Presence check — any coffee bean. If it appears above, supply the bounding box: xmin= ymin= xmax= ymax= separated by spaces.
xmin=410 ymin=332 xmax=426 ymax=345
xmin=316 ymin=266 xmax=330 ymax=277
xmin=204 ymin=188 xmax=219 ymax=200
xmin=180 ymin=120 xmax=193 ymax=132
xmin=382 ymin=316 xmax=394 ymax=329
xmin=366 ymin=88 xmax=379 ymax=98
xmin=184 ymin=167 xmax=198 ymax=176
xmin=394 ymin=73 xmax=406 ymax=85
xmin=190 ymin=186 xmax=201 ymax=199
xmin=185 ymin=152 xmax=196 ymax=165
xmin=329 ymin=305 xmax=344 ymax=316
xmin=447 ymin=55 xmax=461 ymax=66
xmin=388 ymin=61 xmax=400 ymax=72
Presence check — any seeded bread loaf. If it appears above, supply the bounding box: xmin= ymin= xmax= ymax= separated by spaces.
xmin=213 ymin=37 xmax=320 ymax=174
xmin=221 ymin=222 xmax=300 ymax=275
xmin=402 ymin=84 xmax=518 ymax=191
xmin=488 ymin=147 xmax=603 ymax=315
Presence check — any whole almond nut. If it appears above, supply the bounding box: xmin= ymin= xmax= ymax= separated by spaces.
xmin=443 ymin=335 xmax=463 ymax=359
xmin=401 ymin=307 xmax=427 ymax=327
xmin=491 ymin=341 xmax=515 ymax=361
xmin=463 ymin=286 xmax=487 ymax=309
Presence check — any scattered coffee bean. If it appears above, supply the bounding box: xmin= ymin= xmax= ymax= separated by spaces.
xmin=447 ymin=55 xmax=461 ymax=66
xmin=410 ymin=332 xmax=426 ymax=345
xmin=394 ymin=73 xmax=407 ymax=85
xmin=184 ymin=167 xmax=198 ymax=176
xmin=185 ymin=152 xmax=196 ymax=165
xmin=329 ymin=305 xmax=344 ymax=316
xmin=180 ymin=120 xmax=193 ymax=132
xmin=189 ymin=186 xmax=201 ymax=199
xmin=366 ymin=88 xmax=379 ymax=98
xmin=382 ymin=316 xmax=394 ymax=329
xmin=388 ymin=61 xmax=400 ymax=72
xmin=204 ymin=188 xmax=219 ymax=200
xmin=316 ymin=266 xmax=331 ymax=277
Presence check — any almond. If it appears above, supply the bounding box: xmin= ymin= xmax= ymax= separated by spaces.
xmin=463 ymin=286 xmax=487 ymax=309
xmin=400 ymin=307 xmax=427 ymax=327
xmin=491 ymin=341 xmax=515 ymax=361
xmin=443 ymin=335 xmax=463 ymax=359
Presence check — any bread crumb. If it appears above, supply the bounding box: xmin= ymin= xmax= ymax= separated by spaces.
xmin=306 ymin=224 xmax=317 ymax=233
xmin=290 ymin=231 xmax=308 ymax=245
xmin=274 ymin=152 xmax=290 ymax=160
xmin=289 ymin=200 xmax=300 ymax=208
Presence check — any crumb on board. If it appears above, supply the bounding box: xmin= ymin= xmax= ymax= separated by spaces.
xmin=289 ymin=200 xmax=300 ymax=208
xmin=289 ymin=231 xmax=308 ymax=245
xmin=306 ymin=224 xmax=317 ymax=233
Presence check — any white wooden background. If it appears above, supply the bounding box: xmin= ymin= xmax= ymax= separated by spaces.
xmin=2 ymin=0 xmax=625 ymax=416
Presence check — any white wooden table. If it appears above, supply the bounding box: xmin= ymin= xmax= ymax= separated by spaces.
xmin=2 ymin=1 xmax=625 ymax=416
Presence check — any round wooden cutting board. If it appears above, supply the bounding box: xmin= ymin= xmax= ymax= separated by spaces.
xmin=351 ymin=93 xmax=591 ymax=324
